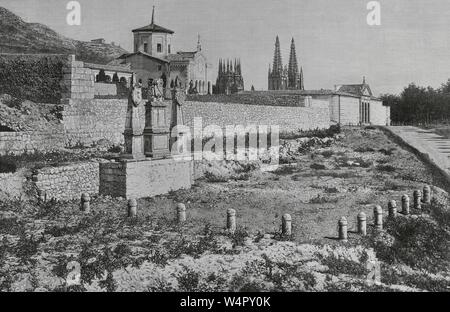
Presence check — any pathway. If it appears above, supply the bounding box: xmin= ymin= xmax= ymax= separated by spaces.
xmin=387 ymin=126 xmax=450 ymax=176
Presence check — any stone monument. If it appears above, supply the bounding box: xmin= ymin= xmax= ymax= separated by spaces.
xmin=143 ymin=78 xmax=171 ymax=159
xmin=122 ymin=74 xmax=145 ymax=160
xmin=170 ymin=86 xmax=189 ymax=155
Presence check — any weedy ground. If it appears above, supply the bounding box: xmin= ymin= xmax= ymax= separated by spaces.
xmin=0 ymin=128 xmax=449 ymax=292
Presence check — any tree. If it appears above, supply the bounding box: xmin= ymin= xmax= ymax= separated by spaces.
xmin=97 ymin=69 xmax=107 ymax=82
xmin=112 ymin=72 xmax=119 ymax=83
xmin=251 ymin=85 xmax=255 ymax=92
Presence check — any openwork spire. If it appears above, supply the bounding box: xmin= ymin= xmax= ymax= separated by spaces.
xmin=288 ymin=38 xmax=299 ymax=88
xmin=272 ymin=36 xmax=283 ymax=75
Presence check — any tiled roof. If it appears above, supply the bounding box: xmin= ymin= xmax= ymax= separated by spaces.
xmin=132 ymin=23 xmax=174 ymax=34
xmin=337 ymin=84 xmax=373 ymax=97
xmin=85 ymin=62 xmax=133 ymax=73
xmin=118 ymin=51 xmax=169 ymax=63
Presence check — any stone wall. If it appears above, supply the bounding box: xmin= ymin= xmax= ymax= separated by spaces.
xmin=182 ymin=100 xmax=331 ymax=133
xmin=60 ymin=55 xmax=95 ymax=100
xmin=0 ymin=129 xmax=65 ymax=156
xmin=94 ymin=83 xmax=117 ymax=97
xmin=32 ymin=162 xmax=99 ymax=201
xmin=62 ymin=98 xmax=140 ymax=147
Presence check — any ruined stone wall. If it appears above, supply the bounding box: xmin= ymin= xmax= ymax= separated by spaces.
xmin=32 ymin=162 xmax=99 ymax=201
xmin=0 ymin=129 xmax=65 ymax=156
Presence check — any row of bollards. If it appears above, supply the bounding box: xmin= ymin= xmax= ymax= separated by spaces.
xmin=338 ymin=185 xmax=432 ymax=241
xmin=77 ymin=185 xmax=432 ymax=240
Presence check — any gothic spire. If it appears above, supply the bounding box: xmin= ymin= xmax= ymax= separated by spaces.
xmin=272 ymin=36 xmax=283 ymax=75
xmin=218 ymin=59 xmax=222 ymax=75
xmin=288 ymin=38 xmax=299 ymax=88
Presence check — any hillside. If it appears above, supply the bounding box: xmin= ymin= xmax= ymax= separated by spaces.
xmin=0 ymin=7 xmax=128 ymax=64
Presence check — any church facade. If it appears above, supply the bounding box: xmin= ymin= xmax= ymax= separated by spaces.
xmin=268 ymin=36 xmax=304 ymax=91
xmin=110 ymin=7 xmax=212 ymax=94
xmin=214 ymin=59 xmax=244 ymax=94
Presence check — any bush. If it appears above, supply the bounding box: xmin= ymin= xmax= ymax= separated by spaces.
xmin=0 ymin=159 xmax=17 ymax=173
xmin=0 ymin=54 xmax=66 ymax=103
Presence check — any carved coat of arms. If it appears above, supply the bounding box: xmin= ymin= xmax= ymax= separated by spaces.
xmin=132 ymin=87 xmax=143 ymax=107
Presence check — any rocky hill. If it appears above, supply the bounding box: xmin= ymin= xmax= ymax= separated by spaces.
xmin=0 ymin=7 xmax=128 ymax=64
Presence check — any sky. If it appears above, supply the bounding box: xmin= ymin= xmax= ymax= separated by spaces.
xmin=1 ymin=0 xmax=450 ymax=95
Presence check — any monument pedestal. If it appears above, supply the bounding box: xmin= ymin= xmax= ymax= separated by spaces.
xmin=99 ymin=158 xmax=193 ymax=199
xmin=143 ymin=99 xmax=171 ymax=159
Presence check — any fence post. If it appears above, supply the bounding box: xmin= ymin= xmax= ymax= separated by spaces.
xmin=282 ymin=214 xmax=292 ymax=236
xmin=357 ymin=212 xmax=367 ymax=236
xmin=128 ymin=198 xmax=137 ymax=218
xmin=177 ymin=203 xmax=186 ymax=223
xmin=338 ymin=217 xmax=348 ymax=241
xmin=422 ymin=186 xmax=431 ymax=204
xmin=388 ymin=200 xmax=397 ymax=218
xmin=81 ymin=193 xmax=90 ymax=213
xmin=413 ymin=190 xmax=421 ymax=209
xmin=402 ymin=194 xmax=410 ymax=215
xmin=227 ymin=209 xmax=236 ymax=234
xmin=374 ymin=205 xmax=383 ymax=230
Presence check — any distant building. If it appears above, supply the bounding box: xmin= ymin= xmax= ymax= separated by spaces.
xmin=268 ymin=36 xmax=304 ymax=91
xmin=91 ymin=38 xmax=106 ymax=44
xmin=214 ymin=59 xmax=244 ymax=94
xmin=298 ymin=77 xmax=389 ymax=126
xmin=110 ymin=7 xmax=212 ymax=93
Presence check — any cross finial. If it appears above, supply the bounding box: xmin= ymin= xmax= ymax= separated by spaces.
xmin=197 ymin=33 xmax=202 ymax=51
xmin=151 ymin=6 xmax=155 ymax=24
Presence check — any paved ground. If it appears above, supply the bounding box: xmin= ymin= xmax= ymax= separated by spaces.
xmin=388 ymin=126 xmax=450 ymax=176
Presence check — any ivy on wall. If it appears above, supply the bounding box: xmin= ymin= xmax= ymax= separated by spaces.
xmin=0 ymin=54 xmax=66 ymax=104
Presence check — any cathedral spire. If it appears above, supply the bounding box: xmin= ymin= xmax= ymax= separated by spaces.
xmin=272 ymin=36 xmax=283 ymax=75
xmin=288 ymin=38 xmax=299 ymax=89
xmin=151 ymin=6 xmax=155 ymax=24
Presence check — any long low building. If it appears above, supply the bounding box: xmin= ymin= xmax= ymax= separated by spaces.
xmin=253 ymin=78 xmax=390 ymax=126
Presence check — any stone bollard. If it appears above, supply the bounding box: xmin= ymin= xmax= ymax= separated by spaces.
xmin=402 ymin=194 xmax=410 ymax=215
xmin=282 ymin=214 xmax=292 ymax=236
xmin=357 ymin=212 xmax=367 ymax=236
xmin=176 ymin=203 xmax=187 ymax=224
xmin=128 ymin=198 xmax=137 ymax=218
xmin=388 ymin=200 xmax=397 ymax=218
xmin=227 ymin=209 xmax=236 ymax=234
xmin=373 ymin=205 xmax=383 ymax=230
xmin=37 ymin=190 xmax=46 ymax=203
xmin=338 ymin=217 xmax=348 ymax=241
xmin=80 ymin=193 xmax=90 ymax=213
xmin=413 ymin=190 xmax=422 ymax=209
xmin=422 ymin=186 xmax=431 ymax=204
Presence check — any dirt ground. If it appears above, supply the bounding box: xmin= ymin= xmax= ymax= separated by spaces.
xmin=0 ymin=127 xmax=449 ymax=292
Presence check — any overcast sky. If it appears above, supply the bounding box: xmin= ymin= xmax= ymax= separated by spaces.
xmin=1 ymin=0 xmax=450 ymax=95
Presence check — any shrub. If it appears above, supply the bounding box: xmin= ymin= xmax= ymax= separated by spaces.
xmin=376 ymin=164 xmax=396 ymax=172
xmin=310 ymin=163 xmax=326 ymax=170
xmin=0 ymin=159 xmax=17 ymax=173
xmin=0 ymin=54 xmax=65 ymax=103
